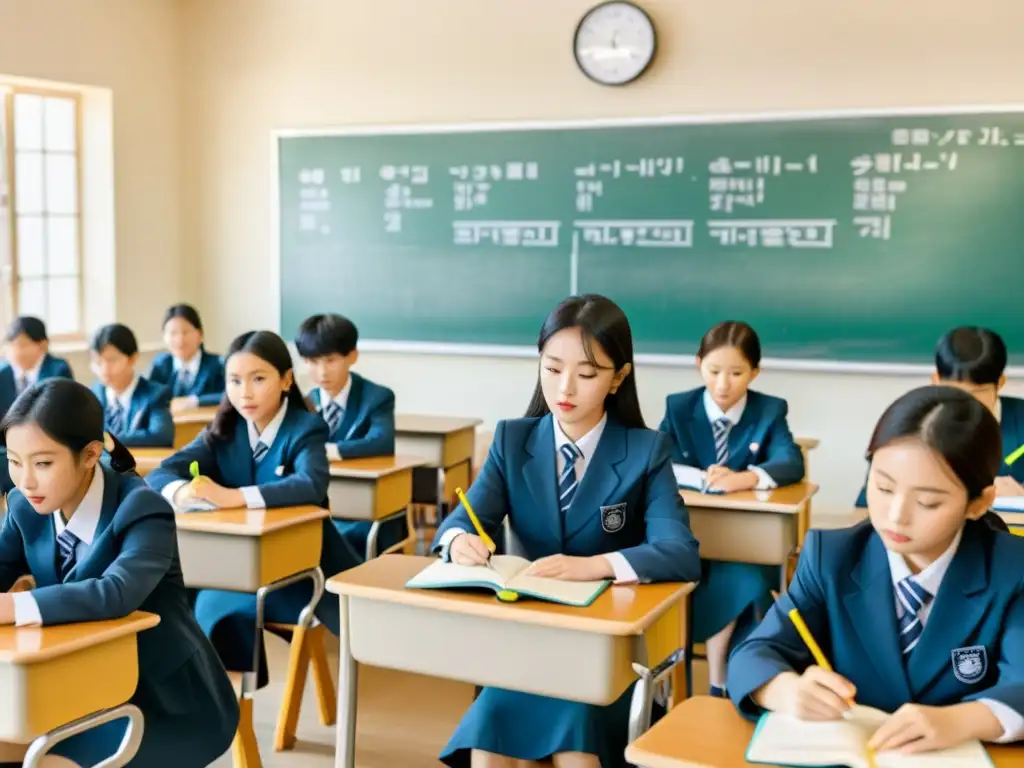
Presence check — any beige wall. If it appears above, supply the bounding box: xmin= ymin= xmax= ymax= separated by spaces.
xmin=0 ymin=0 xmax=185 ymax=342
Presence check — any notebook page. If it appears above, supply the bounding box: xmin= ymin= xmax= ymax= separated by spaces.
xmin=747 ymin=711 xmax=871 ymax=768
xmin=992 ymin=495 xmax=1024 ymax=512
xmin=673 ymin=464 xmax=706 ymax=489
xmin=877 ymin=738 xmax=991 ymax=768
xmin=506 ymin=571 xmax=608 ymax=606
xmin=406 ymin=559 xmax=508 ymax=590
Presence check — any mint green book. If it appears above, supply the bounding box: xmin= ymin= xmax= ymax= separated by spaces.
xmin=405 ymin=555 xmax=610 ymax=607
xmin=745 ymin=705 xmax=994 ymax=768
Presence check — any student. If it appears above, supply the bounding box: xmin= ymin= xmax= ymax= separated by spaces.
xmin=296 ymin=313 xmax=397 ymax=555
xmin=658 ymin=321 xmax=804 ymax=699
xmin=148 ymin=304 xmax=226 ymax=412
xmin=90 ymin=323 xmax=174 ymax=448
xmin=728 ymin=385 xmax=1024 ymax=753
xmin=0 ymin=379 xmax=238 ymax=767
xmin=0 ymin=316 xmax=73 ymax=419
xmin=433 ymin=294 xmax=701 ymax=768
xmin=854 ymin=326 xmax=1024 ymax=507
xmin=145 ymin=330 xmax=360 ymax=686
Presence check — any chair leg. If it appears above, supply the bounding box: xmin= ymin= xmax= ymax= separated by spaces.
xmin=231 ymin=691 xmax=262 ymax=767
xmin=308 ymin=624 xmax=337 ymax=725
xmin=274 ymin=624 xmax=311 ymax=752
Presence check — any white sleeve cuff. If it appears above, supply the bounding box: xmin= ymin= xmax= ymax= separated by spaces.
xmin=161 ymin=480 xmax=188 ymax=504
xmin=325 ymin=443 xmax=341 ymax=461
xmin=12 ymin=592 xmax=43 ymax=626
xmin=438 ymin=527 xmax=468 ymax=561
xmin=240 ymin=486 xmax=266 ymax=509
xmin=603 ymin=552 xmax=640 ymax=584
xmin=979 ymin=698 xmax=1024 ymax=743
xmin=749 ymin=466 xmax=778 ymax=491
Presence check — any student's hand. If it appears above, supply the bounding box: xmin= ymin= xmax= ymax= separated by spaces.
xmin=449 ymin=533 xmax=492 ymax=566
xmin=192 ymin=478 xmax=245 ymax=509
xmin=868 ymin=702 xmax=1005 ymax=754
xmin=0 ymin=594 xmax=13 ymax=626
xmin=705 ymin=465 xmax=731 ymax=486
xmin=525 ymin=555 xmax=613 ymax=581
xmin=708 ymin=469 xmax=759 ymax=494
xmin=170 ymin=396 xmax=195 ymax=414
xmin=172 ymin=481 xmax=201 ymax=507
xmin=994 ymin=476 xmax=1024 ymax=497
xmin=757 ymin=667 xmax=855 ymax=721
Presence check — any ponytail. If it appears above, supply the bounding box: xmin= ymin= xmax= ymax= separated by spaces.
xmin=103 ymin=431 xmax=137 ymax=475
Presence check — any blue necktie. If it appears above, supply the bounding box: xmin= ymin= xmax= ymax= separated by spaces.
xmin=558 ymin=442 xmax=582 ymax=514
xmin=16 ymin=376 xmax=28 ymax=395
xmin=897 ymin=575 xmax=933 ymax=656
xmin=324 ymin=401 xmax=343 ymax=436
xmin=107 ymin=402 xmax=124 ymax=435
xmin=713 ymin=417 xmax=732 ymax=465
xmin=176 ymin=368 xmax=193 ymax=395
xmin=253 ymin=441 xmax=269 ymax=463
xmin=56 ymin=529 xmax=79 ymax=582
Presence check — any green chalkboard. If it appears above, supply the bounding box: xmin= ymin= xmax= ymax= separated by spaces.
xmin=276 ymin=109 xmax=1024 ymax=367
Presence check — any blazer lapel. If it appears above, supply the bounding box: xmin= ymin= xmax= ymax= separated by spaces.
xmin=688 ymin=394 xmax=718 ymax=468
xmin=0 ymin=368 xmax=15 ymax=405
xmin=67 ymin=467 xmax=119 ymax=582
xmin=726 ymin=401 xmax=761 ymax=471
xmin=192 ymin=352 xmax=215 ymax=394
xmin=906 ymin=524 xmax=991 ymax=697
xmin=229 ymin=420 xmax=257 ymax=487
xmin=842 ymin=533 xmax=912 ymax=703
xmin=523 ymin=415 xmax=562 ymax=542
xmin=339 ymin=376 xmax=363 ymax=439
xmin=26 ymin=513 xmax=61 ymax=588
xmin=563 ymin=419 xmax=626 ymax=542
xmin=128 ymin=380 xmax=149 ymax=432
xmin=310 ymin=387 xmax=323 ymax=410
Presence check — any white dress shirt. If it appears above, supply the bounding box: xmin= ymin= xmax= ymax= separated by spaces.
xmin=320 ymin=377 xmax=353 ymax=461
xmin=173 ymin=352 xmax=203 ymax=408
xmin=11 ymin=358 xmax=43 ymax=393
xmin=13 ymin=468 xmax=105 ymax=626
xmin=106 ymin=375 xmax=140 ymax=416
xmin=886 ymin=531 xmax=1024 ymax=742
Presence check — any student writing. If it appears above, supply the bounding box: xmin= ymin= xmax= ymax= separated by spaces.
xmin=148 ymin=303 xmax=226 ymax=412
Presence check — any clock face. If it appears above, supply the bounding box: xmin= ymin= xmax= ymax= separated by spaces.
xmin=573 ymin=1 xmax=656 ymax=86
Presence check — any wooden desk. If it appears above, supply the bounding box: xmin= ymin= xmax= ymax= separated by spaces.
xmin=174 ymin=506 xmax=327 ymax=592
xmin=625 ymin=696 xmax=1024 ymax=767
xmin=129 ymin=447 xmax=175 ymax=476
xmin=327 ymin=555 xmax=694 ymax=768
xmin=328 ymin=455 xmax=427 ymax=560
xmin=172 ymin=406 xmax=218 ymax=449
xmin=395 ymin=414 xmax=482 ymax=511
xmin=996 ymin=510 xmax=1024 ymax=537
xmin=681 ymin=483 xmax=818 ymax=586
xmin=0 ymin=612 xmax=159 ymax=743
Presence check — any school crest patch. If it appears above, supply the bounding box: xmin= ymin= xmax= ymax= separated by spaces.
xmin=951 ymin=645 xmax=987 ymax=684
xmin=600 ymin=503 xmax=627 ymax=533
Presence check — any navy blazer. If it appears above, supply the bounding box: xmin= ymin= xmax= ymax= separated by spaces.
xmin=309 ymin=372 xmax=396 ymax=459
xmin=0 ymin=467 xmax=238 ymax=764
xmin=0 ymin=353 xmax=74 ymax=418
xmin=855 ymin=395 xmax=1024 ymax=507
xmin=91 ymin=377 xmax=174 ymax=448
xmin=148 ymin=350 xmax=225 ymax=408
xmin=433 ymin=414 xmax=701 ymax=584
xmin=659 ymin=388 xmax=805 ymax=487
xmin=728 ymin=519 xmax=1024 ymax=721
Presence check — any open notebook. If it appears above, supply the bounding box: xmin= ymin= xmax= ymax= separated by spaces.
xmin=173 ymin=499 xmax=218 ymax=512
xmin=992 ymin=496 xmax=1024 ymax=512
xmin=405 ymin=556 xmax=611 ymax=607
xmin=672 ymin=464 xmax=724 ymax=494
xmin=747 ymin=705 xmax=993 ymax=768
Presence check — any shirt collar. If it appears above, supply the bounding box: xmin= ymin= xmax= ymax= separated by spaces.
xmin=12 ymin=357 xmax=44 ymax=384
xmin=107 ymin=375 xmax=140 ymax=412
xmin=54 ymin=467 xmax=105 ymax=546
xmin=553 ymin=412 xmax=607 ymax=460
xmin=173 ymin=351 xmax=202 ymax=377
xmin=247 ymin=399 xmax=289 ymax=450
xmin=320 ymin=377 xmax=352 ymax=411
xmin=886 ymin=527 xmax=963 ymax=598
xmin=703 ymin=388 xmax=747 ymax=425
xmin=994 ymin=398 xmax=1002 ymax=424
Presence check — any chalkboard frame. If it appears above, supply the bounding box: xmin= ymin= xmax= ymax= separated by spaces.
xmin=271 ymin=103 xmax=1024 ymax=376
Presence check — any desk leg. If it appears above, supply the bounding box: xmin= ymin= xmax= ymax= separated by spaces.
xmin=334 ymin=594 xmax=358 ymax=768
xmin=364 ymin=509 xmax=411 ymax=560
xmin=23 ymin=703 xmax=144 ymax=768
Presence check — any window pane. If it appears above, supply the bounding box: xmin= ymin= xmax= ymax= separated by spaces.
xmin=45 ymin=154 xmax=77 ymax=214
xmin=44 ymin=97 xmax=76 ymax=152
xmin=47 ymin=277 xmax=78 ymax=335
xmin=17 ymin=277 xmax=45 ymax=318
xmin=47 ymin=216 xmax=78 ymax=276
xmin=13 ymin=94 xmax=43 ymax=151
xmin=16 ymin=215 xmax=45 ymax=277
xmin=14 ymin=151 xmax=43 ymax=214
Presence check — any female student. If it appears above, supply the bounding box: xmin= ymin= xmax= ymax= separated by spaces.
xmin=0 ymin=316 xmax=73 ymax=419
xmin=855 ymin=326 xmax=1024 ymax=507
xmin=145 ymin=330 xmax=360 ymax=685
xmin=90 ymin=323 xmax=174 ymax=447
xmin=658 ymin=321 xmax=804 ymax=699
xmin=149 ymin=304 xmax=226 ymax=412
xmin=0 ymin=379 xmax=238 ymax=767
xmin=729 ymin=386 xmax=1024 ymax=753
xmin=433 ymin=294 xmax=701 ymax=768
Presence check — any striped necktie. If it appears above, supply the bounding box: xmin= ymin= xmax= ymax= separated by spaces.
xmin=323 ymin=401 xmax=343 ymax=436
xmin=253 ymin=441 xmax=269 ymax=464
xmin=558 ymin=442 xmax=582 ymax=514
xmin=713 ymin=417 xmax=732 ymax=465
xmin=176 ymin=368 xmax=193 ymax=394
xmin=896 ymin=575 xmax=933 ymax=656
xmin=107 ymin=402 xmax=125 ymax=435
xmin=56 ymin=529 xmax=79 ymax=582
xmin=16 ymin=375 xmax=28 ymax=395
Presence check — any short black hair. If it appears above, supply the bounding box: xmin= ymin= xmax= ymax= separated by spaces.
xmin=295 ymin=314 xmax=359 ymax=358
xmin=163 ymin=303 xmax=204 ymax=332
xmin=935 ymin=327 xmax=1007 ymax=385
xmin=91 ymin=323 xmax=139 ymax=357
xmin=5 ymin=316 xmax=48 ymax=344
xmin=698 ymin=321 xmax=762 ymax=368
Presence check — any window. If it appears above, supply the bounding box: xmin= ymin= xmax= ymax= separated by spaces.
xmin=1 ymin=86 xmax=83 ymax=338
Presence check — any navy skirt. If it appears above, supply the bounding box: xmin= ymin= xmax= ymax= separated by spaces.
xmin=691 ymin=559 xmax=776 ymax=645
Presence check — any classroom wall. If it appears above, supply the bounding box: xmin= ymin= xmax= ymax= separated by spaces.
xmin=0 ymin=0 xmax=185 ymax=343
xmin=183 ymin=0 xmax=1023 ymax=516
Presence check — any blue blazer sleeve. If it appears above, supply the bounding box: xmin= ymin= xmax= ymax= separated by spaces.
xmin=727 ymin=529 xmax=828 ymax=718
xmin=432 ymin=421 xmax=509 ymax=548
xmin=258 ymin=417 xmax=331 ymax=508
xmin=53 ymin=357 xmax=74 ymax=379
xmin=195 ymin=354 xmax=226 ymax=408
xmin=755 ymin=399 xmax=805 ymax=486
xmin=617 ymin=433 xmax=701 ymax=583
xmin=147 ymin=353 xmax=172 ymax=387
xmin=964 ymin=576 xmax=1024 ymax=717
xmin=335 ymin=387 xmax=396 ymax=459
xmin=0 ymin=511 xmax=29 ymax=593
xmin=30 ymin=498 xmax=177 ymax=625
xmin=145 ymin=435 xmax=219 ymax=492
xmin=119 ymin=385 xmax=175 ymax=448
xmin=657 ymin=402 xmax=691 ymax=466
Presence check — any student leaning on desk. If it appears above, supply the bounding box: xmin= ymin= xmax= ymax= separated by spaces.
xmin=0 ymin=379 xmax=237 ymax=768
xmin=728 ymin=385 xmax=1024 ymax=754
xmin=433 ymin=294 xmax=701 ymax=768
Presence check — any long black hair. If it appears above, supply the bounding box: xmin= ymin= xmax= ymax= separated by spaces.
xmin=0 ymin=378 xmax=136 ymax=473
xmin=524 ymin=294 xmax=645 ymax=428
xmin=206 ymin=330 xmax=308 ymax=443
xmin=698 ymin=320 xmax=762 ymax=368
xmin=163 ymin=304 xmax=206 ymax=351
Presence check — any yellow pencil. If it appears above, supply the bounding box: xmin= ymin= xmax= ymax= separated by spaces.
xmin=455 ymin=487 xmax=496 ymax=553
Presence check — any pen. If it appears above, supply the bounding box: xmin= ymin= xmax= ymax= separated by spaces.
xmin=454 ymin=487 xmax=496 ymax=553
xmin=1006 ymin=444 xmax=1024 ymax=466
